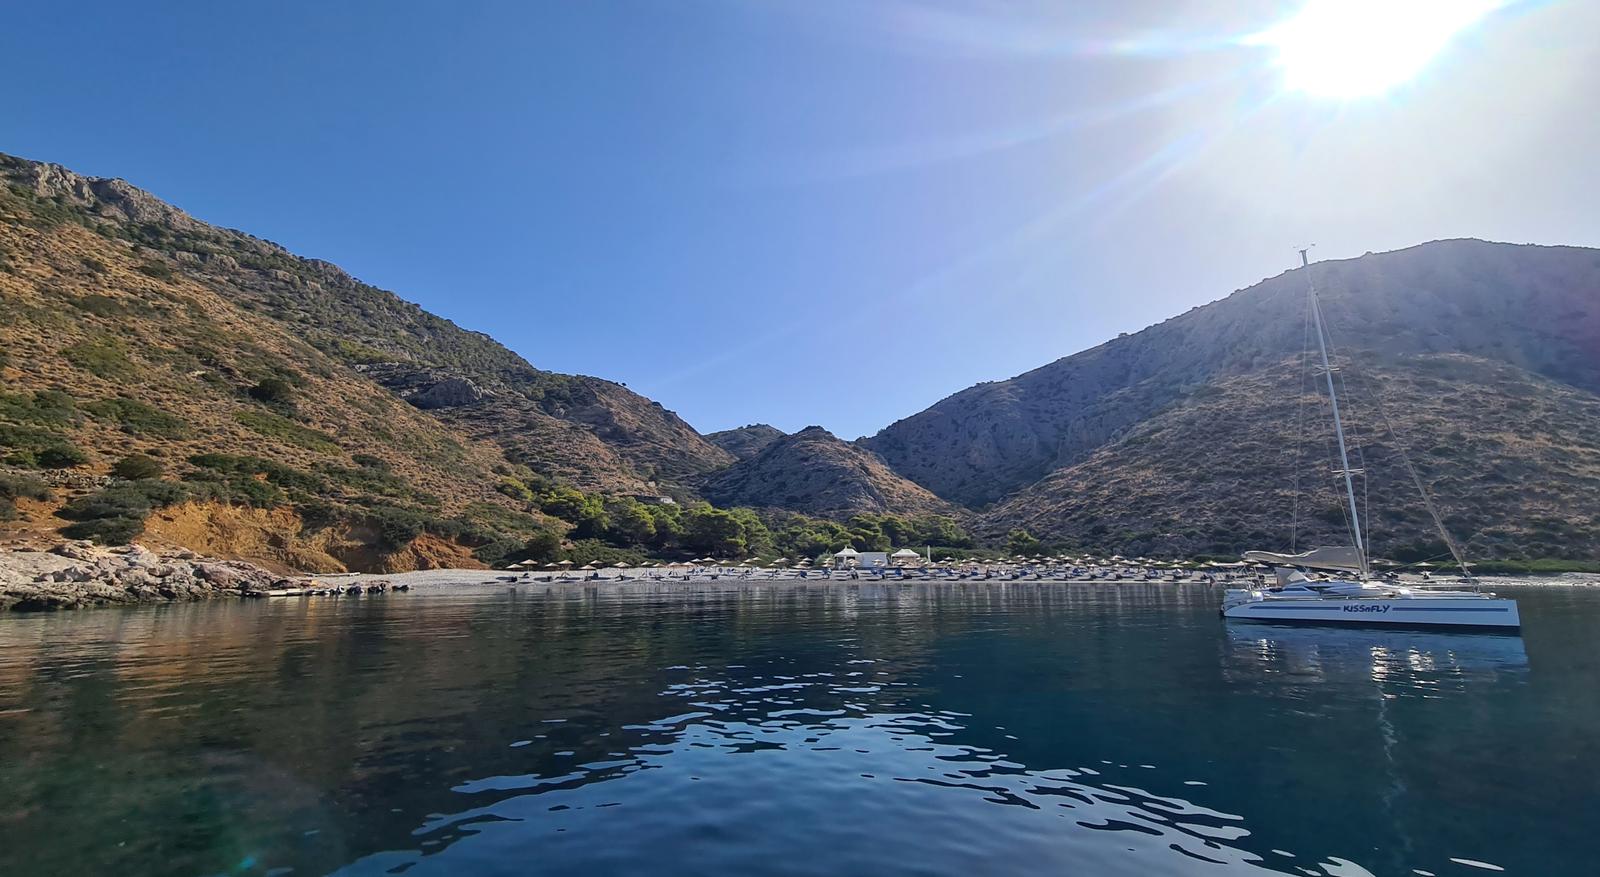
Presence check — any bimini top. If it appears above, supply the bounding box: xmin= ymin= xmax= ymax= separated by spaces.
xmin=1241 ymin=546 xmax=1364 ymax=573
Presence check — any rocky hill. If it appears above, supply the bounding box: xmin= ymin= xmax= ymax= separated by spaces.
xmin=867 ymin=240 xmax=1600 ymax=559
xmin=7 ymin=150 xmax=1597 ymax=563
xmin=700 ymin=427 xmax=958 ymax=518
xmin=0 ymin=152 xmax=738 ymax=571
xmin=977 ymin=355 xmax=1600 ymax=559
xmin=706 ymin=424 xmax=785 ymax=460
xmin=0 ymin=154 xmax=731 ymax=496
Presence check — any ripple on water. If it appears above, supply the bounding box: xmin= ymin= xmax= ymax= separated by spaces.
xmin=0 ymin=581 xmax=1578 ymax=877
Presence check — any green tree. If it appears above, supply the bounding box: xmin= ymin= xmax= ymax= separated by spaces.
xmin=727 ymin=507 xmax=774 ymax=556
xmin=848 ymin=517 xmax=890 ymax=551
xmin=645 ymin=503 xmax=685 ymax=548
xmin=541 ymin=486 xmax=609 ymax=538
xmin=911 ymin=515 xmax=972 ymax=548
xmin=523 ymin=528 xmax=563 ymax=563
xmin=607 ymin=499 xmax=657 ymax=546
xmin=875 ymin=514 xmax=917 ymax=547
xmin=780 ymin=519 xmax=852 ymax=558
xmin=683 ymin=504 xmax=746 ymax=557
xmin=1006 ymin=528 xmax=1042 ymax=556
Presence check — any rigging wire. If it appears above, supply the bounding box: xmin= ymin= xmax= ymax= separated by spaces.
xmin=1319 ymin=296 xmax=1477 ymax=583
xmin=1290 ymin=292 xmax=1314 ymax=552
xmin=1332 ymin=356 xmax=1372 ymax=554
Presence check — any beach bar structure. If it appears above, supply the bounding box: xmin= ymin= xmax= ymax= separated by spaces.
xmin=832 ymin=548 xmax=888 ymax=569
xmin=890 ymin=548 xmax=924 ymax=567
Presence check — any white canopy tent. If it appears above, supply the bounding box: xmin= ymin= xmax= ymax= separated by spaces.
xmin=890 ymin=548 xmax=923 ymax=567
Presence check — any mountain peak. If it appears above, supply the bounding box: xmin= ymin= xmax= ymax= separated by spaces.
xmin=705 ymin=423 xmax=786 ymax=461
xmin=701 ymin=426 xmax=955 ymax=519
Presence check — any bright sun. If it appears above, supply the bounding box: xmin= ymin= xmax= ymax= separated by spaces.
xmin=1250 ymin=0 xmax=1500 ymax=98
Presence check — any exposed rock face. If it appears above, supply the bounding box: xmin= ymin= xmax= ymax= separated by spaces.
xmin=701 ymin=426 xmax=958 ymax=518
xmin=406 ymin=377 xmax=486 ymax=410
xmin=19 ymin=160 xmax=203 ymax=231
xmin=0 ymin=542 xmax=286 ymax=611
xmin=706 ymin=424 xmax=786 ymax=460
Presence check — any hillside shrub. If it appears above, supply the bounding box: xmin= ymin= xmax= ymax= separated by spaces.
xmin=135 ymin=260 xmax=173 ymax=280
xmin=57 ymin=479 xmax=188 ymax=544
xmin=69 ymin=294 xmax=126 ymax=316
xmin=315 ymin=461 xmax=408 ymax=499
xmin=61 ymin=516 xmax=147 ymax=544
xmin=82 ymin=397 xmax=191 ymax=437
xmin=356 ymin=505 xmax=473 ymax=549
xmin=248 ymin=377 xmax=295 ymax=406
xmin=185 ymin=453 xmax=323 ymax=506
xmin=233 ymin=410 xmax=339 ymax=453
xmin=36 ymin=443 xmax=89 ymax=468
xmin=0 ymin=474 xmax=52 ymax=521
xmin=111 ymin=454 xmax=164 ymax=480
xmin=472 ymin=537 xmax=527 ymax=568
xmin=0 ymin=390 xmax=78 ymax=426
xmin=62 ymin=337 xmax=133 ymax=378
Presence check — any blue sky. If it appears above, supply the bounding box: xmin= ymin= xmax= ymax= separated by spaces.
xmin=5 ymin=1 xmax=1598 ymax=438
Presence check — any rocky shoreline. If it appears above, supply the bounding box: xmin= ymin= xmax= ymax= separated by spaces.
xmin=0 ymin=542 xmax=301 ymax=611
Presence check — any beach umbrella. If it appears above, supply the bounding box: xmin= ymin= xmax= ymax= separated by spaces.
xmin=578 ymin=563 xmax=596 ymax=571
xmin=557 ymin=560 xmax=574 ymax=567
xmin=612 ymin=562 xmax=630 ymax=568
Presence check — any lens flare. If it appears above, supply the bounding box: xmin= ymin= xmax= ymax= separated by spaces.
xmin=1249 ymin=0 xmax=1501 ymax=98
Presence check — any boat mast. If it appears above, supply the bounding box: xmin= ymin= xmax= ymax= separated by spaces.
xmin=1300 ymin=248 xmax=1369 ymax=579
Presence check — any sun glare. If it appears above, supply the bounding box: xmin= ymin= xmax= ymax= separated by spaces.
xmin=1250 ymin=0 xmax=1500 ymax=98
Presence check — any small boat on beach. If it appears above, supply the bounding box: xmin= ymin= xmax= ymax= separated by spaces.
xmin=1221 ymin=251 xmax=1519 ymax=631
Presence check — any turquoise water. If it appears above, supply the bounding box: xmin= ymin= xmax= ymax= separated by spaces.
xmin=1 ymin=581 xmax=1595 ymax=876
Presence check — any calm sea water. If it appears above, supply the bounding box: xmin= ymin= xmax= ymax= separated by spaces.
xmin=1 ymin=581 xmax=1596 ymax=877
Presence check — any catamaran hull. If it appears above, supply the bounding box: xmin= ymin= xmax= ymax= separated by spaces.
xmin=1223 ymin=598 xmax=1520 ymax=629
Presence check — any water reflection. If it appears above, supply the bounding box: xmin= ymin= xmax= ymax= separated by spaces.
xmin=0 ymin=583 xmax=1592 ymax=877
xmin=1224 ymin=625 xmax=1530 ymax=687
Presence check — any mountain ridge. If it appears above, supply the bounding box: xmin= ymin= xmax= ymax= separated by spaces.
xmin=864 ymin=239 xmax=1600 ymax=507
xmin=862 ymin=239 xmax=1600 ymax=558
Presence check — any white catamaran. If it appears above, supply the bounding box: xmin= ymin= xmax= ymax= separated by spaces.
xmin=1221 ymin=251 xmax=1520 ymax=630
